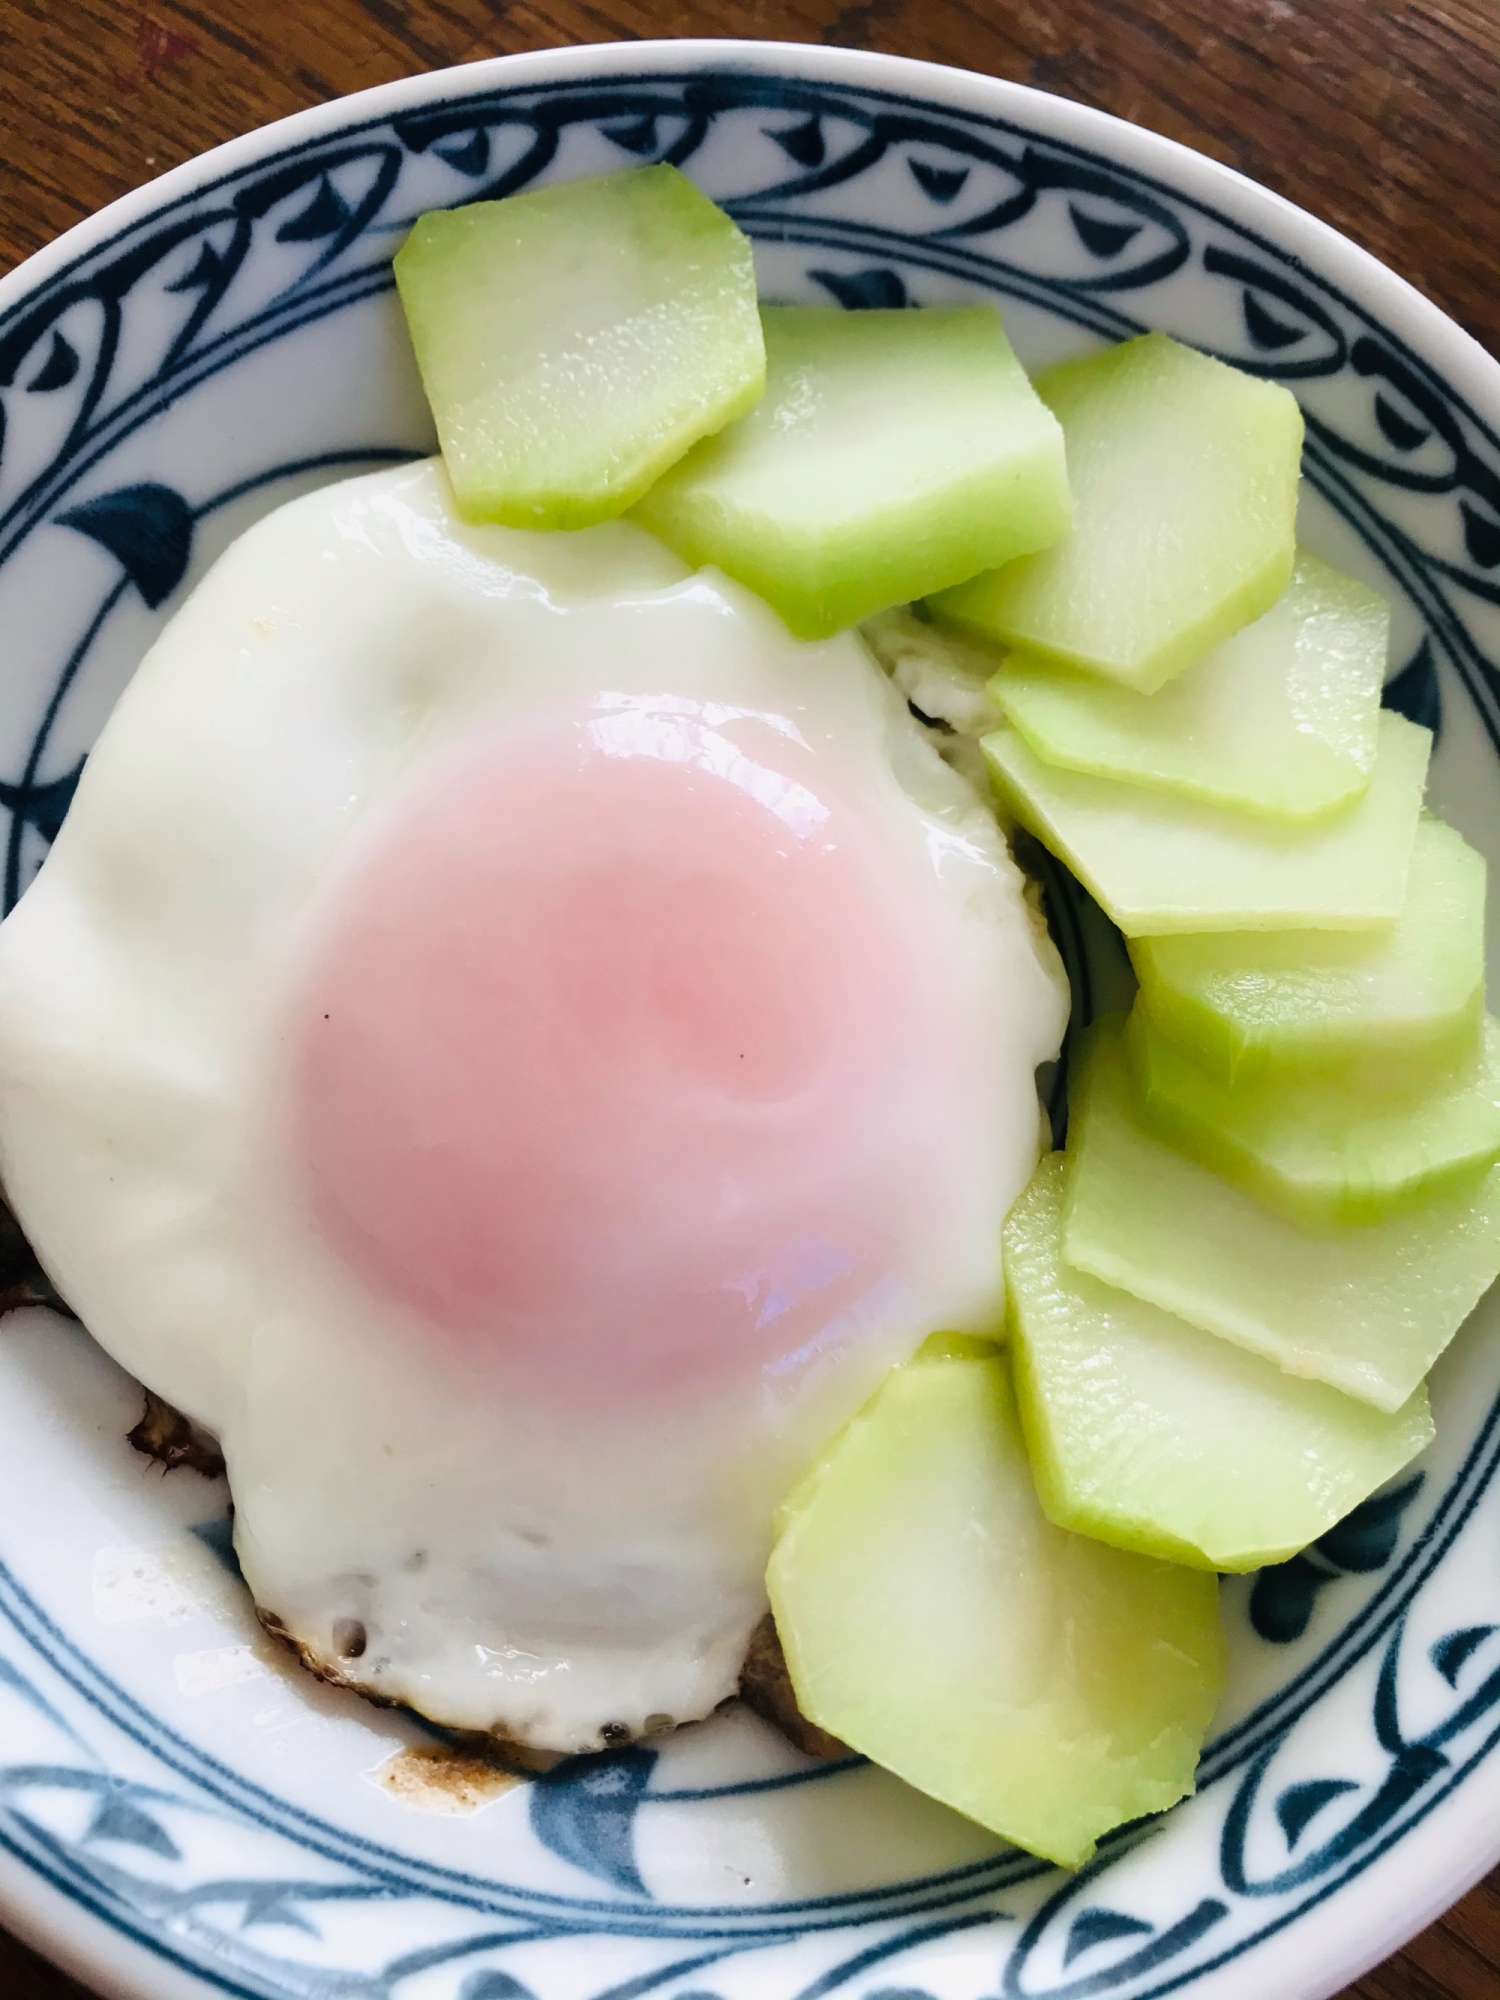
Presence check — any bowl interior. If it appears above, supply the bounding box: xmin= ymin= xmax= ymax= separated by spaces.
xmin=2 ymin=42 xmax=1500 ymax=2000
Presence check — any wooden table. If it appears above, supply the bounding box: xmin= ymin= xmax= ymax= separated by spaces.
xmin=3 ymin=0 xmax=1500 ymax=1993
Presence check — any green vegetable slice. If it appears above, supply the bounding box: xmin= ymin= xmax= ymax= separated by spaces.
xmin=768 ymin=1336 xmax=1224 ymax=1867
xmin=394 ymin=165 xmax=765 ymax=528
xmin=1062 ymin=1018 xmax=1500 ymax=1412
xmin=1127 ymin=1007 xmax=1500 ymax=1223
xmin=983 ymin=709 xmax=1429 ymax=935
xmin=634 ymin=304 xmax=1070 ymax=639
xmin=991 ymin=551 xmax=1388 ymax=818
xmin=1007 ymin=1154 xmax=1433 ymax=1571
xmin=1130 ymin=814 xmax=1487 ymax=1088
xmin=932 ymin=331 xmax=1303 ymax=692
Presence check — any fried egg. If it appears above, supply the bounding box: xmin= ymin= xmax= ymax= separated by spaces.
xmin=0 ymin=461 xmax=1065 ymax=1753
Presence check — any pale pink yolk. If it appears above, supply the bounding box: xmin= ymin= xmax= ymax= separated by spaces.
xmin=290 ymin=707 xmax=956 ymax=1398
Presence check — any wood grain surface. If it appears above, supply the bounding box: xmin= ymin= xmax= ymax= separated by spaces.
xmin=3 ymin=1 xmax=1500 ymax=1994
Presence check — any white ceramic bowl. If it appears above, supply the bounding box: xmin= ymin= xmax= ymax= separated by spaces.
xmin=2 ymin=38 xmax=1499 ymax=2000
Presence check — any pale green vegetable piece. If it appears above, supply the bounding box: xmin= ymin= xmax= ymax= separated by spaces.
xmin=984 ymin=709 xmax=1429 ymax=936
xmin=1006 ymin=1155 xmax=1433 ymax=1571
xmin=633 ymin=304 xmax=1071 ymax=639
xmin=1127 ymin=1007 xmax=1500 ymax=1224
xmin=1063 ymin=1018 xmax=1500 ymax=1412
xmin=931 ymin=331 xmax=1303 ymax=692
xmin=393 ymin=165 xmax=765 ymax=528
xmin=768 ymin=1336 xmax=1225 ymax=1869
xmin=991 ymin=551 xmax=1389 ymax=819
xmin=1131 ymin=814 xmax=1487 ymax=1087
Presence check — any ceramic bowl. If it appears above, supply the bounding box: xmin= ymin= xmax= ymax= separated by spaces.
xmin=2 ymin=38 xmax=1499 ymax=2000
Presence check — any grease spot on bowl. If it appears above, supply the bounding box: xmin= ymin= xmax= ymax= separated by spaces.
xmin=368 ymin=1742 xmax=523 ymax=1815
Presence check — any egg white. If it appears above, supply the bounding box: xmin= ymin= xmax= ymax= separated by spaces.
xmin=0 ymin=461 xmax=1065 ymax=1751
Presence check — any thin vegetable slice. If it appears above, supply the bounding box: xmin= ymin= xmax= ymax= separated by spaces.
xmin=634 ymin=304 xmax=1070 ymax=639
xmin=1130 ymin=814 xmax=1487 ymax=1087
xmin=768 ymin=1334 xmax=1224 ymax=1867
xmin=932 ymin=331 xmax=1303 ymax=692
xmin=1007 ymin=1155 xmax=1433 ymax=1571
xmin=983 ymin=709 xmax=1429 ymax=936
xmin=394 ymin=165 xmax=765 ymax=528
xmin=991 ymin=551 xmax=1387 ymax=819
xmin=1062 ymin=1018 xmax=1500 ymax=1413
xmin=1126 ymin=1007 xmax=1500 ymax=1223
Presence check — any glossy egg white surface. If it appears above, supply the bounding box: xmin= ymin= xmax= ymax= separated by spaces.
xmin=0 ymin=459 xmax=1065 ymax=1753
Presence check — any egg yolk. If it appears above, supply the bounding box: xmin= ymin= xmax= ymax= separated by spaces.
xmin=290 ymin=700 xmax=960 ymax=1398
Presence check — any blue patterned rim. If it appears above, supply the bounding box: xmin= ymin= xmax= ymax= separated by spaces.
xmin=2 ymin=48 xmax=1500 ymax=2000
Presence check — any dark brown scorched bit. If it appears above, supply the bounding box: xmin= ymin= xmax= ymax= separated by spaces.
xmin=127 ymin=1388 xmax=226 ymax=1478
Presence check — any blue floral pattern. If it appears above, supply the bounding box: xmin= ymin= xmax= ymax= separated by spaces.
xmin=3 ymin=54 xmax=1500 ymax=2000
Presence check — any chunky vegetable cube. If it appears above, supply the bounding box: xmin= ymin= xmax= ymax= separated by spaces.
xmin=393 ymin=166 xmax=765 ymax=528
xmin=1062 ymin=1019 xmax=1500 ymax=1412
xmin=983 ymin=709 xmax=1429 ymax=936
xmin=768 ymin=1335 xmax=1224 ymax=1867
xmin=633 ymin=304 xmax=1070 ymax=639
xmin=931 ymin=331 xmax=1303 ymax=692
xmin=991 ymin=551 xmax=1388 ymax=818
xmin=1006 ymin=1155 xmax=1433 ymax=1571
